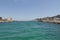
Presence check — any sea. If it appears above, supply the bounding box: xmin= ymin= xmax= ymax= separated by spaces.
xmin=0 ymin=21 xmax=60 ymax=40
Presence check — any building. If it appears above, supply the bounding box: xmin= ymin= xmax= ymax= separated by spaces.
xmin=0 ymin=17 xmax=2 ymax=20
xmin=1 ymin=17 xmax=12 ymax=22
xmin=7 ymin=18 xmax=12 ymax=20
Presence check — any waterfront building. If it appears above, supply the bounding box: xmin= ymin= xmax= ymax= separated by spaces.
xmin=0 ymin=17 xmax=2 ymax=20
xmin=7 ymin=18 xmax=12 ymax=21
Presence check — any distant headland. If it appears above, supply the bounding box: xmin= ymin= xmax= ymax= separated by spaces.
xmin=35 ymin=15 xmax=60 ymax=24
xmin=0 ymin=17 xmax=13 ymax=22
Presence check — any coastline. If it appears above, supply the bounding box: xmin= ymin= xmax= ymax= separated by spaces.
xmin=0 ymin=17 xmax=13 ymax=23
xmin=35 ymin=15 xmax=60 ymax=24
xmin=0 ymin=20 xmax=14 ymax=23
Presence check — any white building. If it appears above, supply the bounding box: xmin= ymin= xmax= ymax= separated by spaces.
xmin=6 ymin=18 xmax=12 ymax=21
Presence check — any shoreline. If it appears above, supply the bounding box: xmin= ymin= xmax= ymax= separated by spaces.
xmin=0 ymin=20 xmax=14 ymax=23
xmin=35 ymin=15 xmax=60 ymax=24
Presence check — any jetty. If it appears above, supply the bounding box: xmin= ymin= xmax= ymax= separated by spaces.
xmin=35 ymin=15 xmax=60 ymax=24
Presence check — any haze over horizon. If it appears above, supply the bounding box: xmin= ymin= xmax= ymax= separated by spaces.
xmin=0 ymin=0 xmax=60 ymax=21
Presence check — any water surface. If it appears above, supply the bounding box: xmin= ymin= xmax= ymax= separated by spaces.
xmin=0 ymin=21 xmax=60 ymax=40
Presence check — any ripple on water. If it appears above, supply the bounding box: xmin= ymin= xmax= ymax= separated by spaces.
xmin=0 ymin=21 xmax=60 ymax=40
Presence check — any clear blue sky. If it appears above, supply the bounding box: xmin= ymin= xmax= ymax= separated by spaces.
xmin=0 ymin=0 xmax=60 ymax=21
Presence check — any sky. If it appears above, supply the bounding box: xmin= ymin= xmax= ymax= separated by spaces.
xmin=0 ymin=0 xmax=60 ymax=21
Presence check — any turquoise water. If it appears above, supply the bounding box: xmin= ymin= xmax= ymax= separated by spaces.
xmin=0 ymin=21 xmax=60 ymax=40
